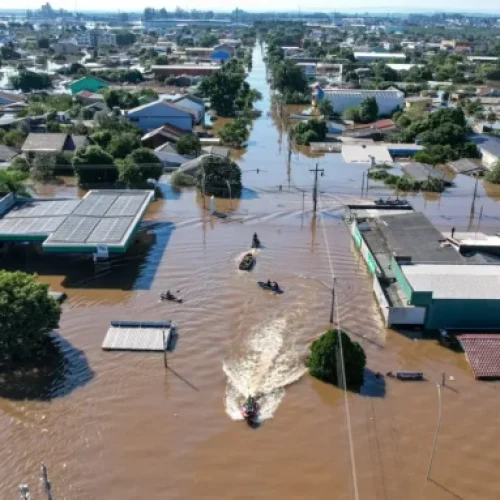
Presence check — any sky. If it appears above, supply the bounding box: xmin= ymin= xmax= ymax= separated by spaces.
xmin=5 ymin=0 xmax=500 ymax=14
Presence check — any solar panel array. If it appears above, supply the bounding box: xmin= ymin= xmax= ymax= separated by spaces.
xmin=0 ymin=217 xmax=66 ymax=234
xmin=0 ymin=191 xmax=153 ymax=249
xmin=73 ymin=194 xmax=118 ymax=217
xmin=106 ymin=194 xmax=148 ymax=217
xmin=5 ymin=200 xmax=81 ymax=218
xmin=48 ymin=216 xmax=99 ymax=243
xmin=87 ymin=217 xmax=134 ymax=243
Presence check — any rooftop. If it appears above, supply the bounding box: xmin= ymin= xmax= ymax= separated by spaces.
xmin=402 ymin=264 xmax=500 ymax=299
xmin=459 ymin=335 xmax=500 ymax=378
xmin=374 ymin=212 xmax=464 ymax=263
xmin=470 ymin=134 xmax=500 ymax=157
xmin=0 ymin=190 xmax=154 ymax=253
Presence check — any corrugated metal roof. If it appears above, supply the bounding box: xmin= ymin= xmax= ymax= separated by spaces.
xmin=459 ymin=335 xmax=500 ymax=378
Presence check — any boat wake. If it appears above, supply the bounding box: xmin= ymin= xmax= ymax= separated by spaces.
xmin=223 ymin=317 xmax=306 ymax=421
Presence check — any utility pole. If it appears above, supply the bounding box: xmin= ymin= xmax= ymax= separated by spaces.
xmin=329 ymin=277 xmax=336 ymax=323
xmin=41 ymin=463 xmax=52 ymax=500
xmin=426 ymin=383 xmax=443 ymax=480
xmin=470 ymin=176 xmax=479 ymax=216
xmin=309 ymin=163 xmax=324 ymax=213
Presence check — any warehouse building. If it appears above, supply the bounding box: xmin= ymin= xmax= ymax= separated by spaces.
xmin=344 ymin=204 xmax=500 ymax=330
xmin=313 ymin=87 xmax=404 ymax=116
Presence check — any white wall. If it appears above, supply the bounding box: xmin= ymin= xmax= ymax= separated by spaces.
xmin=480 ymin=149 xmax=499 ymax=169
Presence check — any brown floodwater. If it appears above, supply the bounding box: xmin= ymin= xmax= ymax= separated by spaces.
xmin=3 ymin=44 xmax=500 ymax=500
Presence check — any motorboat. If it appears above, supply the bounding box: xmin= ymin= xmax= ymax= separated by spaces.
xmin=241 ymin=396 xmax=259 ymax=423
xmin=387 ymin=371 xmax=424 ymax=381
xmin=160 ymin=292 xmax=183 ymax=303
xmin=257 ymin=281 xmax=283 ymax=294
xmin=239 ymin=253 xmax=254 ymax=271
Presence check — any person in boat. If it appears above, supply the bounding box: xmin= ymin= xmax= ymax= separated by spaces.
xmin=272 ymin=281 xmax=280 ymax=291
xmin=266 ymin=279 xmax=272 ymax=287
xmin=162 ymin=290 xmax=175 ymax=301
xmin=244 ymin=396 xmax=257 ymax=413
xmin=252 ymin=233 xmax=260 ymax=247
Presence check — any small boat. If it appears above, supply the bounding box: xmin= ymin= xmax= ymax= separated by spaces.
xmin=387 ymin=371 xmax=424 ymax=381
xmin=257 ymin=281 xmax=283 ymax=294
xmin=241 ymin=396 xmax=259 ymax=423
xmin=239 ymin=253 xmax=254 ymax=271
xmin=160 ymin=293 xmax=183 ymax=303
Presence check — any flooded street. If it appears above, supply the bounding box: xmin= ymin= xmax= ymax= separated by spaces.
xmin=3 ymin=44 xmax=500 ymax=500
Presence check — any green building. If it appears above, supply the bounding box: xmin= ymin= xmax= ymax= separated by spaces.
xmin=69 ymin=76 xmax=109 ymax=95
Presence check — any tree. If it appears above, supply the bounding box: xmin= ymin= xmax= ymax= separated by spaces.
xmin=37 ymin=37 xmax=50 ymax=49
xmin=272 ymin=60 xmax=308 ymax=94
xmin=2 ymin=129 xmax=26 ymax=149
xmin=72 ymin=145 xmax=117 ymax=185
xmin=128 ymin=148 xmax=163 ymax=181
xmin=171 ymin=170 xmax=197 ymax=188
xmin=197 ymin=156 xmax=242 ymax=198
xmin=102 ymin=89 xmax=139 ymax=110
xmin=342 ymin=106 xmax=361 ymax=122
xmin=0 ymin=169 xmax=29 ymax=196
xmin=307 ymin=329 xmax=366 ymax=389
xmin=107 ymin=132 xmax=140 ymax=159
xmin=30 ymin=154 xmax=55 ymax=182
xmin=217 ymin=119 xmax=249 ymax=147
xmin=116 ymin=32 xmax=136 ymax=47
xmin=9 ymin=156 xmax=30 ymax=173
xmin=318 ymin=99 xmax=334 ymax=118
xmin=292 ymin=118 xmax=328 ymax=145
xmin=486 ymin=161 xmax=500 ymax=184
xmin=0 ymin=271 xmax=61 ymax=366
xmin=359 ymin=97 xmax=379 ymax=123
xmin=176 ymin=134 xmax=200 ymax=156
xmin=10 ymin=70 xmax=52 ymax=92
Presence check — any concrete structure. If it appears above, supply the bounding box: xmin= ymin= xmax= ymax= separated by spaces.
xmin=342 ymin=144 xmax=393 ymax=164
xmin=126 ymin=100 xmax=196 ymax=133
xmin=405 ymin=96 xmax=433 ymax=112
xmin=151 ymin=64 xmax=221 ymax=78
xmin=470 ymin=134 xmax=500 ymax=169
xmin=345 ymin=204 xmax=500 ymax=329
xmin=314 ymin=87 xmax=404 ymax=116
xmin=0 ymin=190 xmax=154 ymax=254
xmin=297 ymin=62 xmax=317 ymax=79
xmin=102 ymin=321 xmax=173 ymax=352
xmin=354 ymin=52 xmax=406 ymax=61
xmin=69 ymin=76 xmax=109 ymax=95
xmin=75 ymin=30 xmax=116 ymax=47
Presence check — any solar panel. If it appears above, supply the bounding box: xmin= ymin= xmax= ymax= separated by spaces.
xmin=4 ymin=200 xmax=81 ymax=218
xmin=106 ymin=194 xmax=147 ymax=217
xmin=87 ymin=217 xmax=133 ymax=243
xmin=0 ymin=217 xmax=66 ymax=234
xmin=73 ymin=194 xmax=117 ymax=217
xmin=48 ymin=216 xmax=99 ymax=243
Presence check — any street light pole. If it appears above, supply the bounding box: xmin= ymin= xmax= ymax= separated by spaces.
xmin=426 ymin=383 xmax=443 ymax=480
xmin=329 ymin=277 xmax=336 ymax=324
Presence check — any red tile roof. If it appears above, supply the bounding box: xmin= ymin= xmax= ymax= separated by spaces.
xmin=459 ymin=334 xmax=500 ymax=378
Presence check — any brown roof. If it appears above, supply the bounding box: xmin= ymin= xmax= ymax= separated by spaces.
xmin=459 ymin=335 xmax=500 ymax=378
xmin=22 ymin=133 xmax=87 ymax=153
xmin=141 ymin=124 xmax=193 ymax=142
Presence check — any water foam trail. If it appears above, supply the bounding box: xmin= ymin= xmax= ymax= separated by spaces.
xmin=223 ymin=317 xmax=306 ymax=421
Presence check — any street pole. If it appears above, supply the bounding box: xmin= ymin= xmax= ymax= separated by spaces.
xmin=41 ymin=463 xmax=52 ymax=500
xmin=470 ymin=176 xmax=479 ymax=216
xmin=361 ymin=171 xmax=365 ymax=197
xmin=309 ymin=163 xmax=324 ymax=213
xmin=226 ymin=180 xmax=232 ymax=210
xmin=329 ymin=277 xmax=336 ymax=323
xmin=426 ymin=383 xmax=443 ymax=480
xmin=302 ymin=190 xmax=305 ymax=212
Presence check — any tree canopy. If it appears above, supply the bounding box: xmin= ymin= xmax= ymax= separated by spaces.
xmin=0 ymin=271 xmax=61 ymax=366
xmin=197 ymin=156 xmax=242 ymax=198
xmin=292 ymin=118 xmax=327 ymax=146
xmin=217 ymin=119 xmax=249 ymax=147
xmin=72 ymin=145 xmax=117 ymax=185
xmin=176 ymin=134 xmax=201 ymax=157
xmin=307 ymin=329 xmax=366 ymax=389
xmin=10 ymin=70 xmax=52 ymax=92
xmin=359 ymin=97 xmax=379 ymax=123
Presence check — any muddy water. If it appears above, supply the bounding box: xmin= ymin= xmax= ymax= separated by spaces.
xmin=2 ymin=44 xmax=500 ymax=500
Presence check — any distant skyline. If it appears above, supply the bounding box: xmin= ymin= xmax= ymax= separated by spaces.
xmin=1 ymin=1 xmax=500 ymax=15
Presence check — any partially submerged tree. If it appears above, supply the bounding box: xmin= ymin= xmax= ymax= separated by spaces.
xmin=72 ymin=145 xmax=117 ymax=185
xmin=0 ymin=271 xmax=61 ymax=366
xmin=176 ymin=134 xmax=201 ymax=157
xmin=307 ymin=329 xmax=366 ymax=390
xmin=197 ymin=156 xmax=242 ymax=198
xmin=318 ymin=99 xmax=334 ymax=118
xmin=30 ymin=153 xmax=56 ymax=182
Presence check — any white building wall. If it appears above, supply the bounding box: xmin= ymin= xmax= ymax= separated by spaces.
xmin=480 ymin=149 xmax=499 ymax=169
xmin=323 ymin=90 xmax=404 ymax=115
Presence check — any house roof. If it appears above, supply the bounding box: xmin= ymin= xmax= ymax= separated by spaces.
xmin=22 ymin=133 xmax=68 ymax=152
xmin=142 ymin=124 xmax=194 ymax=142
xmin=128 ymin=99 xmax=197 ymax=118
xmin=470 ymin=134 xmax=500 ymax=158
xmin=0 ymin=91 xmax=25 ymax=104
xmin=70 ymin=76 xmax=109 ymax=87
xmin=0 ymin=145 xmax=19 ymax=162
xmin=21 ymin=133 xmax=87 ymax=153
xmin=171 ymin=93 xmax=205 ymax=107
xmin=459 ymin=335 xmax=500 ymax=378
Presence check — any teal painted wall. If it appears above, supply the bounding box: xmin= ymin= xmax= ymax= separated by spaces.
xmin=391 ymin=257 xmax=414 ymax=301
xmin=425 ymin=299 xmax=500 ymax=329
xmin=352 ymin=223 xmax=378 ymax=275
xmin=70 ymin=77 xmax=109 ymax=95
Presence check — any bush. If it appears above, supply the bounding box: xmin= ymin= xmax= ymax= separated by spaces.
xmin=72 ymin=145 xmax=117 ymax=185
xmin=30 ymin=154 xmax=55 ymax=182
xmin=171 ymin=170 xmax=197 ymax=188
xmin=486 ymin=161 xmax=500 ymax=184
xmin=0 ymin=271 xmax=61 ymax=366
xmin=307 ymin=329 xmax=366 ymax=389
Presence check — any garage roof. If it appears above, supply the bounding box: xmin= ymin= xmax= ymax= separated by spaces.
xmin=402 ymin=264 xmax=500 ymax=299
